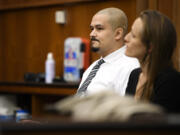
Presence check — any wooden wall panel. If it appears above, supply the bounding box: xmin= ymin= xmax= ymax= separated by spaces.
xmin=136 ymin=0 xmax=148 ymax=16
xmin=172 ymin=0 xmax=180 ymax=70
xmin=0 ymin=0 xmax=137 ymax=82
xmin=158 ymin=0 xmax=173 ymax=19
xmin=157 ymin=0 xmax=180 ymax=69
xmin=0 ymin=0 xmax=96 ymax=10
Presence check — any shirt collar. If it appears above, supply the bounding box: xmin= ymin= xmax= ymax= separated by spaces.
xmin=102 ymin=45 xmax=126 ymax=63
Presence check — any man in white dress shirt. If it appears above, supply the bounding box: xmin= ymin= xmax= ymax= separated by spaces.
xmin=77 ymin=7 xmax=139 ymax=96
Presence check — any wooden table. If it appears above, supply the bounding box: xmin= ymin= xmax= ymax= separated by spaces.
xmin=0 ymin=82 xmax=78 ymax=117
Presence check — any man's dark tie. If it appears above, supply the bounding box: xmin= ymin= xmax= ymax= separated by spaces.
xmin=77 ymin=59 xmax=105 ymax=95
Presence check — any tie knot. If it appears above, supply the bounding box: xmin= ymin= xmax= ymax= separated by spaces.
xmin=98 ymin=59 xmax=105 ymax=65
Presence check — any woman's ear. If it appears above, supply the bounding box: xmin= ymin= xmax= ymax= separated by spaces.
xmin=114 ymin=27 xmax=123 ymax=41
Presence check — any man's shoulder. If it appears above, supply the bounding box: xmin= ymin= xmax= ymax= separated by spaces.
xmin=115 ymin=54 xmax=139 ymax=66
xmin=84 ymin=59 xmax=99 ymax=71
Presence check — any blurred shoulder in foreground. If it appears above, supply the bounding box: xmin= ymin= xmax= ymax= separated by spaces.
xmin=52 ymin=91 xmax=164 ymax=122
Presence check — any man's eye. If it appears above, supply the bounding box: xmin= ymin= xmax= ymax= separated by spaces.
xmin=97 ymin=27 xmax=103 ymax=30
xmin=90 ymin=27 xmax=94 ymax=31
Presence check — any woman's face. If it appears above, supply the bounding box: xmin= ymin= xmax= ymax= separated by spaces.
xmin=125 ymin=18 xmax=147 ymax=61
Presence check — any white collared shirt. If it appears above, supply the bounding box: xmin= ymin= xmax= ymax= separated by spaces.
xmin=77 ymin=46 xmax=140 ymax=96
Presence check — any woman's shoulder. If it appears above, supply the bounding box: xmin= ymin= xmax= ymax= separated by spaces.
xmin=155 ymin=67 xmax=180 ymax=86
xmin=128 ymin=68 xmax=141 ymax=82
xmin=152 ymin=67 xmax=180 ymax=113
xmin=158 ymin=67 xmax=180 ymax=80
xmin=130 ymin=68 xmax=141 ymax=76
xmin=125 ymin=68 xmax=141 ymax=95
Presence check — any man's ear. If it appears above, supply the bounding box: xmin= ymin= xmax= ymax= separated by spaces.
xmin=114 ymin=27 xmax=123 ymax=41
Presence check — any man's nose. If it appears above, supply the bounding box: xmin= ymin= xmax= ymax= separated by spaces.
xmin=90 ymin=29 xmax=96 ymax=37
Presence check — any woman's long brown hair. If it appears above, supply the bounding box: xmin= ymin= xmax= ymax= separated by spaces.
xmin=139 ymin=10 xmax=177 ymax=100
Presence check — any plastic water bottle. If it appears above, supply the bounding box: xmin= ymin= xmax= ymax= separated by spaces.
xmin=45 ymin=52 xmax=55 ymax=83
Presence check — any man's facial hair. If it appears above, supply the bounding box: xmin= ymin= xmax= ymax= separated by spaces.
xmin=91 ymin=36 xmax=100 ymax=52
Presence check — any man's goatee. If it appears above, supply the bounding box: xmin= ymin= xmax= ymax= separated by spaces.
xmin=91 ymin=46 xmax=100 ymax=52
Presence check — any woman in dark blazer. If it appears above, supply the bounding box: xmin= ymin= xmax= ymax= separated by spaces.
xmin=124 ymin=10 xmax=180 ymax=113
